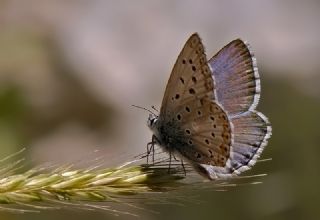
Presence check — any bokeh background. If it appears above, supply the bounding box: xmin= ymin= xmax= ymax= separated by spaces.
xmin=0 ymin=0 xmax=319 ymax=219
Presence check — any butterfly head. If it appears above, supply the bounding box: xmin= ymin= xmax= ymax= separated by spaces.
xmin=147 ymin=114 xmax=158 ymax=129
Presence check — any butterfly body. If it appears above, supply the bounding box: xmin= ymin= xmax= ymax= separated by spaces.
xmin=147 ymin=33 xmax=272 ymax=180
xmin=149 ymin=118 xmax=185 ymax=152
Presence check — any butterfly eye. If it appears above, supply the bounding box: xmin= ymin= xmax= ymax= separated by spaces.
xmin=176 ymin=114 xmax=182 ymax=120
xmin=205 ymin=139 xmax=210 ymax=145
xmin=211 ymin=132 xmax=215 ymax=137
xmin=185 ymin=129 xmax=191 ymax=135
xmin=147 ymin=114 xmax=157 ymax=127
xmin=179 ymin=77 xmax=185 ymax=84
xmin=192 ymin=66 xmax=196 ymax=71
xmin=185 ymin=106 xmax=191 ymax=112
xmin=188 ymin=140 xmax=193 ymax=145
xmin=192 ymin=76 xmax=197 ymax=83
xmin=182 ymin=59 xmax=186 ymax=64
xmin=175 ymin=94 xmax=180 ymax=99
xmin=188 ymin=59 xmax=193 ymax=64
xmin=195 ymin=153 xmax=202 ymax=159
xmin=210 ymin=116 xmax=215 ymax=121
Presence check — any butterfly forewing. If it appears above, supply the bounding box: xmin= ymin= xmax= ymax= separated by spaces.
xmin=160 ymin=33 xmax=216 ymax=119
xmin=209 ymin=39 xmax=260 ymax=116
xmin=156 ymin=33 xmax=232 ymax=168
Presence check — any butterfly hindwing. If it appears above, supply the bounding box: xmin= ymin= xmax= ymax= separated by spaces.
xmin=229 ymin=110 xmax=271 ymax=172
xmin=195 ymin=110 xmax=271 ymax=179
xmin=176 ymin=99 xmax=232 ymax=167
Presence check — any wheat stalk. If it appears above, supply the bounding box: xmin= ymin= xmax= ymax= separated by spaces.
xmin=0 ymin=148 xmax=267 ymax=215
xmin=0 ymin=148 xmax=190 ymax=215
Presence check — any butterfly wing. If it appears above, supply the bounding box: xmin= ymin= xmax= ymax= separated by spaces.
xmin=196 ymin=111 xmax=271 ymax=179
xmin=159 ymin=33 xmax=216 ymax=119
xmin=208 ymin=39 xmax=260 ymax=116
xmin=156 ymin=33 xmax=233 ymax=173
xmin=176 ymin=98 xmax=232 ymax=167
xmin=195 ymin=39 xmax=272 ymax=179
xmin=229 ymin=111 xmax=271 ymax=172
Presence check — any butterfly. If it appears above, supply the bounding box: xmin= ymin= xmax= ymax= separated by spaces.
xmin=147 ymin=33 xmax=272 ymax=180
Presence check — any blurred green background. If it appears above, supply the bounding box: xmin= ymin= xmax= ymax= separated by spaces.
xmin=0 ymin=0 xmax=319 ymax=219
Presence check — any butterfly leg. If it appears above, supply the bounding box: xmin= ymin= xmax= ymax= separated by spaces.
xmin=146 ymin=135 xmax=156 ymax=164
xmin=172 ymin=154 xmax=178 ymax=161
xmin=171 ymin=154 xmax=186 ymax=175
xmin=146 ymin=142 xmax=153 ymax=164
xmin=168 ymin=152 xmax=172 ymax=174
xmin=152 ymin=136 xmax=155 ymax=163
xmin=180 ymin=159 xmax=186 ymax=176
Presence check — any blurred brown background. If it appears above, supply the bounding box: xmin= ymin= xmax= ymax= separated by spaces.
xmin=0 ymin=0 xmax=319 ymax=219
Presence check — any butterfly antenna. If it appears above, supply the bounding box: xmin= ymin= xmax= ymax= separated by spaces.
xmin=132 ymin=105 xmax=155 ymax=115
xmin=151 ymin=105 xmax=159 ymax=113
